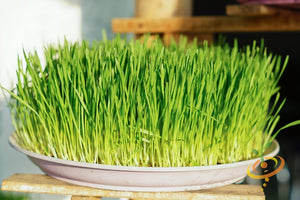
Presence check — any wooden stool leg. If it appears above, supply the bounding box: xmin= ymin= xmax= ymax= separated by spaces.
xmin=163 ymin=33 xmax=215 ymax=45
xmin=71 ymin=196 xmax=101 ymax=200
xmin=71 ymin=197 xmax=131 ymax=200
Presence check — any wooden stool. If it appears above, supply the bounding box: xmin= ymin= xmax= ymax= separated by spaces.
xmin=1 ymin=174 xmax=264 ymax=200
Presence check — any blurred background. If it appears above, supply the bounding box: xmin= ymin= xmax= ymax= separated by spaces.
xmin=0 ymin=0 xmax=299 ymax=200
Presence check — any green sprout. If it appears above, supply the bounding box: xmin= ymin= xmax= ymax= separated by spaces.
xmin=2 ymin=35 xmax=299 ymax=167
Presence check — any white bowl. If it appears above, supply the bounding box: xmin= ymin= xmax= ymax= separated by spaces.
xmin=9 ymin=135 xmax=279 ymax=192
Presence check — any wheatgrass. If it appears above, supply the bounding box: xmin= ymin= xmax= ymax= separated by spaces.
xmin=2 ymin=36 xmax=299 ymax=167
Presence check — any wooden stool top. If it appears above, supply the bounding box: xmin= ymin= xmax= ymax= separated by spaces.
xmin=1 ymin=174 xmax=264 ymax=200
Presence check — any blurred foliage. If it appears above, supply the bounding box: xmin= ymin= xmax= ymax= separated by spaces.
xmin=0 ymin=191 xmax=29 ymax=200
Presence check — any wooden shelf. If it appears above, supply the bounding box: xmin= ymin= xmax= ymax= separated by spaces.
xmin=1 ymin=174 xmax=265 ymax=200
xmin=112 ymin=14 xmax=300 ymax=34
xmin=113 ymin=4 xmax=300 ymax=44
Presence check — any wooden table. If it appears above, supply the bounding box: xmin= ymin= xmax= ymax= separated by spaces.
xmin=1 ymin=174 xmax=265 ymax=200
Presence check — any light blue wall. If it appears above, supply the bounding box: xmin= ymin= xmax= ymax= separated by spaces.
xmin=79 ymin=0 xmax=134 ymax=40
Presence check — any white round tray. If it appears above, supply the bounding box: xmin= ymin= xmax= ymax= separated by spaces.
xmin=9 ymin=135 xmax=279 ymax=192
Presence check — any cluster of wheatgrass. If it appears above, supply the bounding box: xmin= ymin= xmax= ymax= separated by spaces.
xmin=2 ymin=35 xmax=296 ymax=167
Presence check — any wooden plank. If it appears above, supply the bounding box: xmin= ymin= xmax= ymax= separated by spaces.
xmin=1 ymin=174 xmax=265 ymax=200
xmin=112 ymin=15 xmax=300 ymax=34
